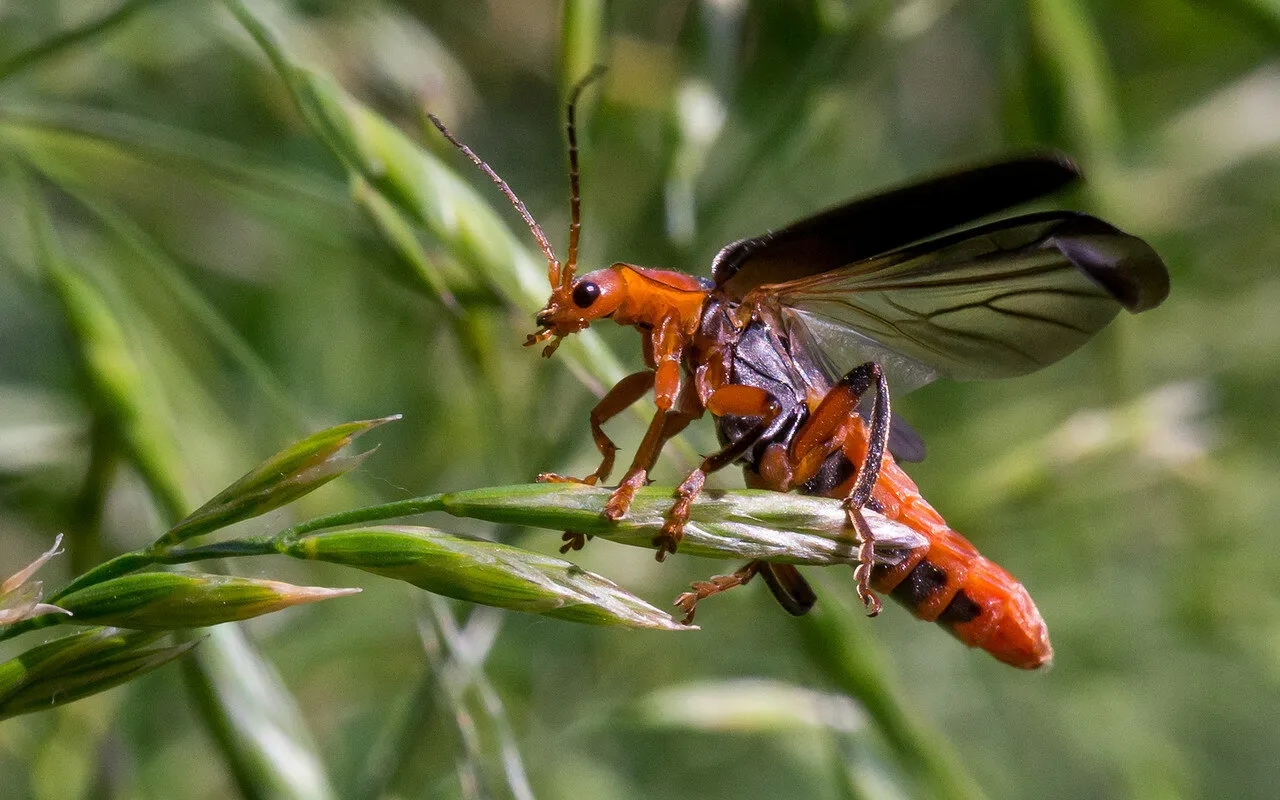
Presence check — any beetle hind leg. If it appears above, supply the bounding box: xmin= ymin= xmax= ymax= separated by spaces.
xmin=843 ymin=503 xmax=884 ymax=616
xmin=787 ymin=361 xmax=892 ymax=616
xmin=842 ymin=362 xmax=891 ymax=616
xmin=675 ymin=561 xmax=762 ymax=624
xmin=675 ymin=562 xmax=816 ymax=624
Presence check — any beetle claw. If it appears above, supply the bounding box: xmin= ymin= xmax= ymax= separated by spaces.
xmin=536 ymin=472 xmax=595 ymax=485
xmin=559 ymin=531 xmax=593 ymax=553
xmin=652 ymin=529 xmax=681 ymax=561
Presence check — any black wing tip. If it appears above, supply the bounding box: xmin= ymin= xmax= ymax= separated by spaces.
xmin=1052 ymin=215 xmax=1171 ymax=313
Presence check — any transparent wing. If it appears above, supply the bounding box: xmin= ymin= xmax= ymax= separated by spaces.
xmin=763 ymin=212 xmax=1168 ymax=389
xmin=783 ymin=310 xmax=930 ymax=461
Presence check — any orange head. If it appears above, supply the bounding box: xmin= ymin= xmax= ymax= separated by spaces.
xmin=526 ymin=266 xmax=630 ymax=356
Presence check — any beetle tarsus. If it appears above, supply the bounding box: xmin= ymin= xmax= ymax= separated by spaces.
xmin=559 ymin=531 xmax=593 ymax=553
xmin=537 ymin=472 xmax=601 ymax=552
xmin=674 ymin=562 xmax=762 ymax=624
xmin=652 ymin=530 xmax=681 ymax=562
xmin=604 ymin=470 xmax=646 ymax=520
xmin=536 ymin=472 xmax=597 ymax=485
xmin=655 ymin=468 xmax=705 ymax=560
xmin=844 ymin=500 xmax=883 ymax=616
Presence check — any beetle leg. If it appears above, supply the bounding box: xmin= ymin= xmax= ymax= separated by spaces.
xmin=844 ymin=503 xmax=883 ymax=616
xmin=674 ymin=561 xmax=763 ymax=624
xmin=756 ymin=563 xmax=817 ymax=616
xmin=602 ymin=406 xmax=671 ymax=520
xmin=841 ymin=362 xmax=891 ymax=512
xmin=674 ymin=562 xmax=816 ymax=624
xmin=655 ymin=385 xmax=782 ymax=560
xmin=540 ymin=371 xmax=658 ymax=552
xmin=600 ymin=376 xmax=705 ymax=524
xmin=539 ymin=370 xmax=655 ymax=486
xmin=785 ymin=361 xmax=891 ymax=616
xmin=558 ymin=531 xmax=593 ymax=553
xmin=841 ymin=363 xmax=890 ymax=616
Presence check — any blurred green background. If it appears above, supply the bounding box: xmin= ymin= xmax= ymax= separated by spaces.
xmin=0 ymin=1 xmax=1276 ymax=798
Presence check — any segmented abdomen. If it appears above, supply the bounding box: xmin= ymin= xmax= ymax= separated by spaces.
xmin=834 ymin=420 xmax=1053 ymax=669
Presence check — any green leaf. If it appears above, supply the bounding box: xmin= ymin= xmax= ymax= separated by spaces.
xmin=22 ymin=181 xmax=188 ymax=520
xmin=1026 ymin=0 xmax=1121 ymax=157
xmin=351 ymin=175 xmax=459 ymax=312
xmin=0 ymin=0 xmax=151 ymax=85
xmin=633 ymin=679 xmax=868 ymax=733
xmin=182 ymin=625 xmax=338 ymax=800
xmin=560 ymin=0 xmax=605 ymax=99
xmin=283 ymin=525 xmax=689 ymax=630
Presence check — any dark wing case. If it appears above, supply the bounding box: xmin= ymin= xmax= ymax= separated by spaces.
xmin=712 ymin=153 xmax=1082 ymax=299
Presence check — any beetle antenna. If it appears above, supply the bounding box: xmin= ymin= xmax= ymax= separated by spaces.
xmin=426 ymin=113 xmax=561 ymax=287
xmin=563 ymin=65 xmax=607 ymax=290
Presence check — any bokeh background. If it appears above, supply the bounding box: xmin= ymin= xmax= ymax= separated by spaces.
xmin=1 ymin=1 xmax=1277 ymax=798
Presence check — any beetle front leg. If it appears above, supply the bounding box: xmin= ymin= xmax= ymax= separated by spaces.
xmin=603 ymin=322 xmax=701 ymax=525
xmin=540 ymin=371 xmax=659 ymax=553
xmin=538 ymin=370 xmax=655 ymax=486
xmin=600 ymin=405 xmax=672 ymax=521
xmin=605 ymin=392 xmax=703 ymax=520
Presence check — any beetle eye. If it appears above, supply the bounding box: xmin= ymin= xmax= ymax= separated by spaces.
xmin=572 ymin=281 xmax=601 ymax=308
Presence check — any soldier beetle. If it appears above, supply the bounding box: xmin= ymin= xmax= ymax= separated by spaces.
xmin=428 ymin=70 xmax=1168 ymax=668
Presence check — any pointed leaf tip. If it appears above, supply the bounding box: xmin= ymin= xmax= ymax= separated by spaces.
xmin=56 ymin=573 xmax=361 ymax=630
xmin=1 ymin=536 xmax=70 ymax=626
xmin=162 ymin=416 xmax=399 ymax=545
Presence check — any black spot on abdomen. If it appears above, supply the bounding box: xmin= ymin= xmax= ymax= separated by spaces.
xmin=801 ymin=452 xmax=855 ymax=496
xmin=937 ymin=589 xmax=982 ymax=624
xmin=890 ymin=560 xmax=948 ymax=609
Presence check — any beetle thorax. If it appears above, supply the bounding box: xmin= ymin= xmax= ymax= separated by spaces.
xmin=605 ymin=265 xmax=709 ymax=333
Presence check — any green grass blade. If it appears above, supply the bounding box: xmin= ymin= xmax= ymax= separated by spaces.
xmin=21 ymin=175 xmax=188 ymax=520
xmin=182 ymin=625 xmax=338 ymax=800
xmin=798 ymin=580 xmax=986 ymax=800
xmin=0 ymin=0 xmax=153 ymax=85
xmin=1026 ymin=0 xmax=1121 ymax=158
xmin=283 ymin=525 xmax=689 ymax=630
xmin=560 ymin=0 xmax=605 ymax=97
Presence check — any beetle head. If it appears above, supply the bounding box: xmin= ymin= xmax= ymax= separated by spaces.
xmin=526 ymin=267 xmax=627 ymax=356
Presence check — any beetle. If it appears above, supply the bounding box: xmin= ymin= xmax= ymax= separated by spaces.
xmin=427 ymin=71 xmax=1168 ymax=668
